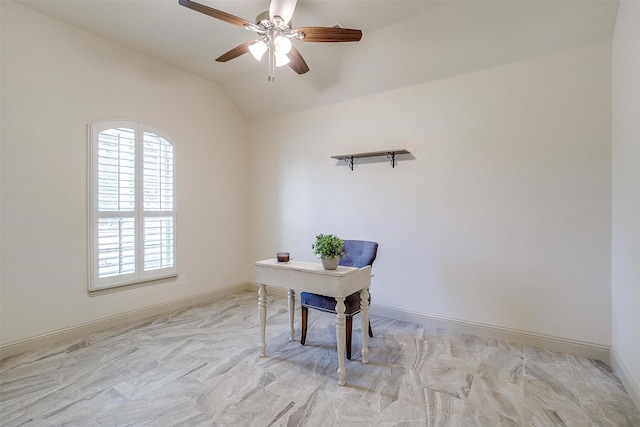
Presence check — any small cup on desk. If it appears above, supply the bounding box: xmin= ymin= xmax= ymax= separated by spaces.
xmin=277 ymin=252 xmax=290 ymax=263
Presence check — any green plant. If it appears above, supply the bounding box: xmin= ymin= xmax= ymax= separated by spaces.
xmin=311 ymin=234 xmax=345 ymax=258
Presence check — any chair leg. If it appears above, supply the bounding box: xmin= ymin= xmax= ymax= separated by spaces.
xmin=301 ymin=307 xmax=361 ymax=359
xmin=301 ymin=306 xmax=308 ymax=345
xmin=346 ymin=315 xmax=353 ymax=360
xmin=368 ymin=321 xmax=373 ymax=337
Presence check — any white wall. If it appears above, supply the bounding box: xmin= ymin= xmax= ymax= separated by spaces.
xmin=0 ymin=2 xmax=250 ymax=346
xmin=0 ymin=0 xmax=618 ymax=360
xmin=612 ymin=0 xmax=640 ymax=406
xmin=249 ymin=41 xmax=612 ymax=347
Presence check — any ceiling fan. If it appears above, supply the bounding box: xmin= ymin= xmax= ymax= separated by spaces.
xmin=178 ymin=0 xmax=363 ymax=81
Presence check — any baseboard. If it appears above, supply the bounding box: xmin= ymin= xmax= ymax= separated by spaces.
xmin=0 ymin=282 xmax=253 ymax=361
xmin=244 ymin=282 xmax=610 ymax=362
xmin=370 ymin=304 xmax=611 ymax=362
xmin=611 ymin=346 xmax=640 ymax=411
xmin=4 ymin=284 xmax=612 ymax=365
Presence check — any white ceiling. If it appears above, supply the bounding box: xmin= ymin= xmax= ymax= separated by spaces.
xmin=15 ymin=0 xmax=619 ymax=122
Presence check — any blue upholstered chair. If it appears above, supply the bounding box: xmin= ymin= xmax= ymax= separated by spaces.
xmin=300 ymin=240 xmax=378 ymax=360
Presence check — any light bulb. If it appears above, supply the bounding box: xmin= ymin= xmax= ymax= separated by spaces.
xmin=274 ymin=36 xmax=292 ymax=54
xmin=275 ymin=51 xmax=290 ymax=67
xmin=249 ymin=40 xmax=267 ymax=61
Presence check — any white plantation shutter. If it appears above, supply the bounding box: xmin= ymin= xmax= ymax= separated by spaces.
xmin=143 ymin=217 xmax=174 ymax=271
xmin=142 ymin=132 xmax=175 ymax=275
xmin=89 ymin=121 xmax=176 ymax=290
xmin=96 ymin=127 xmax=136 ymax=281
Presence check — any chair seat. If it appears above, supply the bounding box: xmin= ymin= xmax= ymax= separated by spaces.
xmin=300 ymin=291 xmax=366 ymax=315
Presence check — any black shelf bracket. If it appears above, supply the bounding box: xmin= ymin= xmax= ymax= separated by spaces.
xmin=344 ymin=156 xmax=355 ymax=171
xmin=387 ymin=151 xmax=396 ymax=168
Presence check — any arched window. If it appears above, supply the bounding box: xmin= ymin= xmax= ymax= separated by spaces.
xmin=88 ymin=120 xmax=176 ymax=291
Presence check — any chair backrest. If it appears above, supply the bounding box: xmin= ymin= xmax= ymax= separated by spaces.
xmin=339 ymin=240 xmax=378 ymax=268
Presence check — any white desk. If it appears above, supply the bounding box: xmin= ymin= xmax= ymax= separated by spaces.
xmin=254 ymin=259 xmax=372 ymax=386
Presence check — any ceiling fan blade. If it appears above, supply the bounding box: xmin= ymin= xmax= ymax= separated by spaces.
xmin=269 ymin=0 xmax=298 ymax=24
xmin=294 ymin=27 xmax=362 ymax=43
xmin=215 ymin=41 xmax=254 ymax=62
xmin=287 ymin=46 xmax=309 ymax=75
xmin=179 ymin=0 xmax=253 ymax=27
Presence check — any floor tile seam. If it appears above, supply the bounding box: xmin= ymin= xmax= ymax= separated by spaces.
xmin=571 ymin=376 xmax=637 ymax=405
xmin=522 ymin=389 xmax=592 ymax=427
xmin=518 ymin=345 xmax=526 ymax=427
xmin=466 ymin=377 xmax=526 ymax=423
xmin=25 ymin=384 xmax=112 ymax=424
xmin=464 ymin=403 xmax=523 ymax=426
xmin=0 ymin=369 xmax=56 ymax=393
xmin=1 ymin=400 xmax=32 ymax=425
xmin=0 ymin=352 xmax=67 ymax=375
xmin=0 ymin=361 xmax=23 ymax=374
xmin=572 ymin=375 xmax=627 ymax=393
xmin=522 ymin=378 xmax=585 ymax=411
xmin=135 ymin=395 xmax=202 ymax=427
xmin=465 ymin=347 xmax=483 ymax=409
xmin=577 ymin=392 xmax=640 ymax=418
xmin=566 ymin=352 xmax=590 ymax=426
xmin=399 ymin=410 xmax=469 ymax=425
xmin=0 ymin=351 xmax=74 ymax=376
xmin=395 ymin=401 xmax=417 ymax=424
xmin=456 ymin=339 xmax=500 ymax=406
xmin=113 ymin=369 xmax=200 ymax=402
xmin=476 ymin=347 xmax=524 ymax=382
xmin=57 ymin=374 xmax=139 ymax=405
xmin=1 ymin=373 xmax=74 ymax=410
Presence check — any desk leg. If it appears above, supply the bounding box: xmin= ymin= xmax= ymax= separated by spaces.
xmin=360 ymin=288 xmax=370 ymax=364
xmin=335 ymin=296 xmax=346 ymax=386
xmin=258 ymin=284 xmax=267 ymax=357
xmin=287 ymin=289 xmax=295 ymax=341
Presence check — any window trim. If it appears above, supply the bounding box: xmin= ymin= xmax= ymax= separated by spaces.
xmin=87 ymin=119 xmax=177 ymax=292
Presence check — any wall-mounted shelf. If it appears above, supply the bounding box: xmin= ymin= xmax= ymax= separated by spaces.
xmin=331 ymin=149 xmax=410 ymax=171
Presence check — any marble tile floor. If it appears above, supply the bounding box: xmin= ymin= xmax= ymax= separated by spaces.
xmin=1 ymin=291 xmax=639 ymax=426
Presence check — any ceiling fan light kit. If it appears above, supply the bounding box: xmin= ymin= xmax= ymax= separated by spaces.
xmin=178 ymin=0 xmax=363 ymax=81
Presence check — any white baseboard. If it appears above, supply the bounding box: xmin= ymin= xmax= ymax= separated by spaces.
xmin=244 ymin=282 xmax=611 ymax=362
xmin=4 ymin=283 xmax=612 ymax=366
xmin=611 ymin=346 xmax=640 ymax=412
xmin=0 ymin=282 xmax=253 ymax=361
xmin=370 ymin=304 xmax=611 ymax=362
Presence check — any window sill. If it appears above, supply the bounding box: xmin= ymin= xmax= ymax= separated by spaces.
xmin=88 ymin=275 xmax=178 ymax=297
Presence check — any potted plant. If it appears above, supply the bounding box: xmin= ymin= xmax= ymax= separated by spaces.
xmin=312 ymin=234 xmax=345 ymax=270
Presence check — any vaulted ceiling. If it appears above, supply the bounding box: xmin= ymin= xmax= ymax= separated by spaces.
xmin=16 ymin=0 xmax=619 ymax=122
